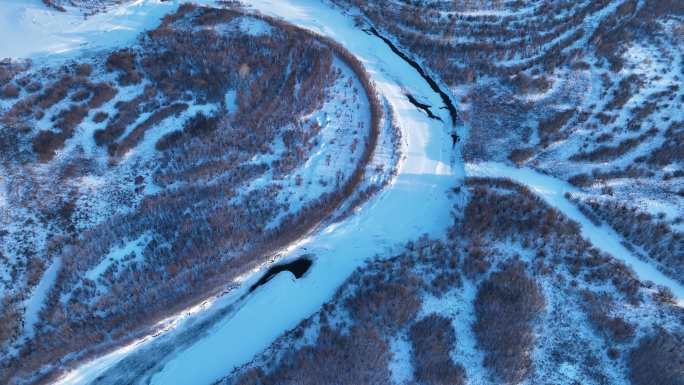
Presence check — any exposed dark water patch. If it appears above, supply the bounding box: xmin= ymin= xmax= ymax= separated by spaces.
xmin=365 ymin=26 xmax=459 ymax=128
xmin=405 ymin=93 xmax=441 ymax=121
xmin=249 ymin=256 xmax=313 ymax=293
xmin=451 ymin=132 xmax=459 ymax=147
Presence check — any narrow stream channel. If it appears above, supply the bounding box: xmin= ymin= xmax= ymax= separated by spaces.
xmin=365 ymin=26 xmax=459 ymax=128
xmin=405 ymin=93 xmax=441 ymax=121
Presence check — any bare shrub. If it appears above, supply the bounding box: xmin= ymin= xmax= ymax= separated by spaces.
xmin=25 ymin=81 xmax=42 ymax=93
xmin=511 ymin=73 xmax=550 ymax=94
xmin=570 ymin=137 xmax=644 ymax=162
xmin=73 ymin=63 xmax=92 ymax=77
xmin=0 ymin=296 xmax=21 ymax=346
xmin=31 ymin=103 xmax=90 ymax=161
xmin=111 ymin=103 xmax=188 ymax=156
xmin=570 ymin=132 xmax=648 ymax=162
xmin=32 ymin=130 xmax=66 ymax=162
xmin=155 ymin=130 xmax=183 ymax=151
xmin=36 ymin=76 xmax=74 ymax=110
xmin=581 ymin=290 xmax=635 ymax=343
xmin=579 ymin=196 xmax=684 ymax=284
xmin=106 ymin=49 xmax=141 ymax=85
xmin=0 ymin=59 xmax=30 ymax=87
xmin=70 ymin=88 xmax=90 ymax=102
xmin=629 ymin=329 xmax=684 ymax=385
xmin=462 ymin=178 xmax=581 ymax=242
xmin=41 ymin=0 xmax=66 ymax=12
xmin=508 ymin=147 xmax=535 ymax=165
xmin=233 ymin=326 xmax=392 ymax=385
xmin=345 ymin=274 xmax=421 ymax=330
xmin=87 ymin=82 xmax=117 ymax=109
xmin=474 ymin=262 xmax=544 ymax=384
xmin=93 ymin=91 xmax=151 ymax=146
xmin=1 ymin=84 xmax=20 ymax=99
xmin=462 ymin=242 xmax=492 ymax=279
xmin=55 ymin=104 xmax=88 ymax=133
xmin=566 ymin=194 xmax=602 ymax=226
xmin=463 ymin=85 xmax=530 ymax=161
xmin=568 ymin=173 xmax=592 ymax=187
xmin=183 ymin=112 xmax=218 ymax=137
xmin=462 ymin=178 xmax=643 ymax=304
xmin=410 ymin=314 xmax=466 ymax=385
xmin=605 ymin=74 xmax=642 ymax=111
xmin=648 ymin=121 xmax=684 ymax=166
xmin=538 ymin=109 xmax=575 ymax=146
xmin=92 ymin=111 xmax=108 ymax=123
xmin=652 ymin=286 xmax=675 ymax=304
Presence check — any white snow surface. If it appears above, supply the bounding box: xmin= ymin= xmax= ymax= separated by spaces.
xmin=0 ymin=176 xmax=7 ymax=209
xmin=84 ymin=233 xmax=150 ymax=282
xmin=388 ymin=335 xmax=413 ymax=385
xmin=465 ymin=161 xmax=684 ymax=304
xmin=0 ymin=0 xmax=177 ymax=61
xmin=144 ymin=0 xmax=460 ymax=383
xmin=22 ymin=258 xmax=62 ymax=339
xmin=5 ymin=0 xmax=683 ymax=384
xmin=46 ymin=0 xmax=460 ymax=383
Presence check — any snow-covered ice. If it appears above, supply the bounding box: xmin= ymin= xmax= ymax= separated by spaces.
xmin=0 ymin=0 xmax=177 ymax=61
xmin=46 ymin=0 xmax=461 ymax=382
xmin=144 ymin=0 xmax=461 ymax=382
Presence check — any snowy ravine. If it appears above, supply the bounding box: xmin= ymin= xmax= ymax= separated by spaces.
xmin=465 ymin=162 xmax=684 ymax=304
xmin=46 ymin=0 xmax=462 ymax=384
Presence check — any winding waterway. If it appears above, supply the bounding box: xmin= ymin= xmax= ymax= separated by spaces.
xmin=53 ymin=0 xmax=463 ymax=383
xmin=46 ymin=1 xmax=684 ymax=384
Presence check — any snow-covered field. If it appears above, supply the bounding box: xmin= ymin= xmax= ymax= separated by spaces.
xmin=2 ymin=0 xmax=682 ymax=384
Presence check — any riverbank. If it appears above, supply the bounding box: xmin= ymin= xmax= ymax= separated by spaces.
xmin=53 ymin=0 xmax=462 ymax=383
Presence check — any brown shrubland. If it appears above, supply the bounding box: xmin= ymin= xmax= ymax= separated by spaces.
xmin=2 ymin=5 xmax=382 ymax=384
xmin=629 ymin=329 xmax=684 ymax=385
xmin=410 ymin=314 xmax=466 ymax=385
xmin=473 ymin=262 xmax=545 ymax=384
